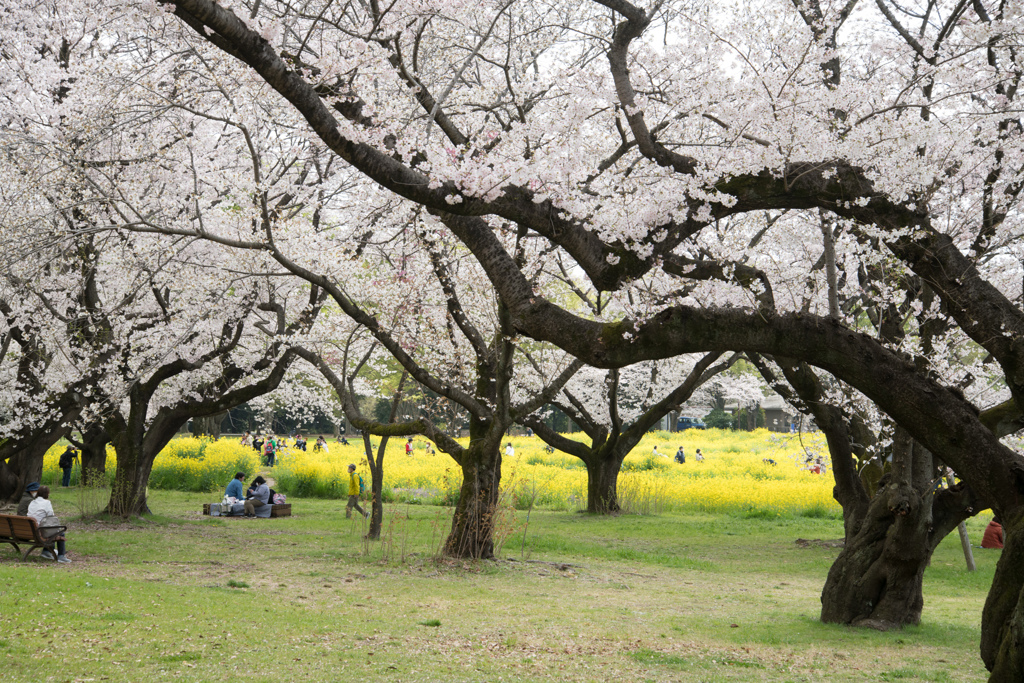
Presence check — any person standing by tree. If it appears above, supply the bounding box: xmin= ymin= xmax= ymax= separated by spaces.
xmin=346 ymin=464 xmax=368 ymax=519
xmin=58 ymin=446 xmax=78 ymax=487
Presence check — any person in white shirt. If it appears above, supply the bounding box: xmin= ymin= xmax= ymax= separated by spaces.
xmin=26 ymin=486 xmax=70 ymax=563
xmin=505 ymin=442 xmax=515 ymax=457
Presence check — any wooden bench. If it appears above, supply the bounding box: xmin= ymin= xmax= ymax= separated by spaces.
xmin=0 ymin=514 xmax=66 ymax=561
xmin=202 ymin=503 xmax=291 ymax=518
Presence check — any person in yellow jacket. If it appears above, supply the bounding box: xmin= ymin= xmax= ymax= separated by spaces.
xmin=346 ymin=464 xmax=368 ymax=519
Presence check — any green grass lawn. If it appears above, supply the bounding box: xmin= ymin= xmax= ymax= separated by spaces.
xmin=0 ymin=489 xmax=996 ymax=682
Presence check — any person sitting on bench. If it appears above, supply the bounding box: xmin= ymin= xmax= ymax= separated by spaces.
xmin=17 ymin=481 xmax=39 ymax=515
xmin=27 ymin=486 xmax=71 ymax=563
xmin=244 ymin=476 xmax=270 ymax=517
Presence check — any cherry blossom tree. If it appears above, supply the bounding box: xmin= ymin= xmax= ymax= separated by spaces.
xmin=523 ymin=354 xmax=740 ymax=513
xmin=7 ymin=0 xmax=1024 ymax=676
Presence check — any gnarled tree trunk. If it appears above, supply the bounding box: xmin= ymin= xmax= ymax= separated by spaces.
xmin=982 ymin=510 xmax=1024 ymax=681
xmin=821 ymin=433 xmax=978 ymax=629
xmin=76 ymin=422 xmax=110 ymax=486
xmin=0 ymin=426 xmax=69 ymax=503
xmin=445 ymin=421 xmax=502 ymax=559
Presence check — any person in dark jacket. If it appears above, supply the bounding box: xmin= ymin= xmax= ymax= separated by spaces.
xmin=244 ymin=476 xmax=270 ymax=517
xmin=59 ymin=446 xmax=78 ymax=487
xmin=17 ymin=481 xmax=40 ymax=516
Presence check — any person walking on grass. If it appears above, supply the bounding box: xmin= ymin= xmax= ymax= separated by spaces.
xmin=346 ymin=464 xmax=368 ymax=519
xmin=264 ymin=436 xmax=277 ymax=467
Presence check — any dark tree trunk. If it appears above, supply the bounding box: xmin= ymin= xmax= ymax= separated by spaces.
xmin=107 ymin=425 xmax=155 ymax=517
xmin=821 ymin=483 xmax=930 ymax=628
xmin=445 ymin=420 xmax=502 ymax=559
xmin=584 ymin=450 xmax=623 ymax=514
xmin=192 ymin=411 xmax=227 ymax=438
xmin=0 ymin=427 xmax=69 ymax=503
xmin=821 ymin=435 xmax=978 ymax=629
xmin=105 ymin=397 xmax=186 ymax=517
xmin=982 ymin=510 xmax=1024 ymax=681
xmin=757 ymin=359 xmax=981 ymax=631
xmin=363 ymin=431 xmax=384 ymax=540
xmin=76 ymin=423 xmax=110 ymax=486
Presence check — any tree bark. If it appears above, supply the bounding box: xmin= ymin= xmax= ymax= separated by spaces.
xmin=821 ymin=434 xmax=979 ymax=629
xmin=444 ymin=419 xmax=502 ymax=559
xmin=584 ymin=449 xmax=623 ymax=514
xmin=73 ymin=423 xmax=110 ymax=486
xmin=0 ymin=427 xmax=69 ymax=503
xmin=363 ymin=431 xmax=384 ymax=540
xmin=983 ymin=511 xmax=1024 ymax=680
xmin=106 ymin=436 xmax=154 ymax=517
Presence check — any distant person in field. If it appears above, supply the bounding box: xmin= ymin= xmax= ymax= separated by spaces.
xmin=240 ymin=431 xmax=252 ymax=447
xmin=346 ymin=464 xmax=368 ymax=519
xmin=406 ymin=437 xmax=414 ymax=456
xmin=652 ymin=445 xmax=662 ymax=458
xmin=252 ymin=435 xmax=264 ymax=455
xmin=425 ymin=441 xmax=435 ymax=455
xmin=674 ymin=447 xmax=685 ymax=464
xmin=315 ymin=435 xmax=329 ymax=453
xmin=59 ymin=445 xmax=78 ymax=487
xmin=295 ymin=434 xmax=307 ymax=451
xmin=505 ymin=442 xmax=515 ymax=458
xmin=982 ymin=517 xmax=1004 ymax=549
xmin=264 ymin=436 xmax=277 ymax=467
xmin=695 ymin=449 xmax=704 ymax=462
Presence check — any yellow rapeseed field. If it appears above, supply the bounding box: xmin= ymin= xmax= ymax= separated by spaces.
xmin=39 ymin=429 xmax=837 ymax=515
xmin=272 ymin=429 xmax=838 ymax=516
